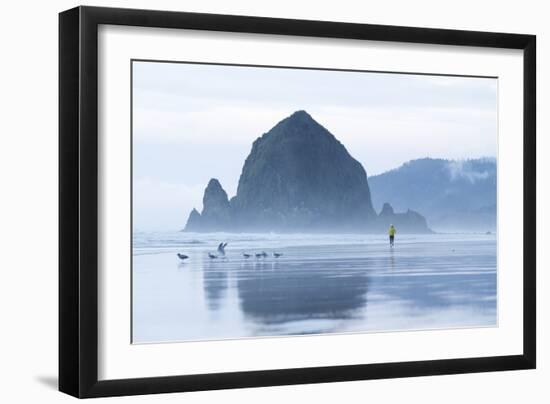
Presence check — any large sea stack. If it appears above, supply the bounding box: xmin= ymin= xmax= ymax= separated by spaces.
xmin=230 ymin=110 xmax=377 ymax=231
xmin=184 ymin=110 xmax=431 ymax=233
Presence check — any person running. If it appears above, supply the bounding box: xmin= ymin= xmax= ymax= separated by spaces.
xmin=389 ymin=224 xmax=396 ymax=247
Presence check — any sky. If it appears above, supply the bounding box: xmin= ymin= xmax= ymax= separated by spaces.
xmin=132 ymin=61 xmax=497 ymax=231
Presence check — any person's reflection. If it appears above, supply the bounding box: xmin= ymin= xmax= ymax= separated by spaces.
xmin=389 ymin=248 xmax=395 ymax=271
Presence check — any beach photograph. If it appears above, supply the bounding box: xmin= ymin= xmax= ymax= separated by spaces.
xmin=131 ymin=61 xmax=497 ymax=343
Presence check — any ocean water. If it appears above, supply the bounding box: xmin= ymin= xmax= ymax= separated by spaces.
xmin=132 ymin=232 xmax=497 ymax=343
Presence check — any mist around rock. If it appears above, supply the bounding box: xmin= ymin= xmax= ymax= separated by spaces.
xmin=184 ymin=111 xmax=439 ymax=234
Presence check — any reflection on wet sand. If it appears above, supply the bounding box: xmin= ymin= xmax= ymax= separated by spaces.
xmin=132 ymin=234 xmax=497 ymax=343
xmin=202 ymin=260 xmax=229 ymax=310
xmin=236 ymin=259 xmax=369 ymax=328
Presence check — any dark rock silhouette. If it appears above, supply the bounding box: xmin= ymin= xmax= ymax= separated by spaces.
xmin=184 ymin=111 xmax=431 ymax=233
xmin=184 ymin=179 xmax=231 ymax=232
xmin=377 ymin=202 xmax=432 ymax=234
xmin=379 ymin=202 xmax=395 ymax=217
xmin=230 ymin=110 xmax=376 ymax=232
xmin=183 ymin=208 xmax=202 ymax=232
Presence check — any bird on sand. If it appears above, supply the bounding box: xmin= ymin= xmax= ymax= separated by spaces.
xmin=217 ymin=242 xmax=228 ymax=256
xmin=273 ymin=252 xmax=283 ymax=258
xmin=255 ymin=251 xmax=268 ymax=258
xmin=177 ymin=253 xmax=189 ymax=261
xmin=208 ymin=253 xmax=218 ymax=259
xmin=243 ymin=253 xmax=251 ymax=258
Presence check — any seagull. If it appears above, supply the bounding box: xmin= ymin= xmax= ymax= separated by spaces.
xmin=208 ymin=253 xmax=218 ymax=259
xmin=243 ymin=253 xmax=251 ymax=259
xmin=256 ymin=251 xmax=268 ymax=258
xmin=217 ymin=242 xmax=228 ymax=256
xmin=177 ymin=253 xmax=189 ymax=261
xmin=273 ymin=252 xmax=283 ymax=258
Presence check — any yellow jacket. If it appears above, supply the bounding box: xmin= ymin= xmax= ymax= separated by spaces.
xmin=389 ymin=226 xmax=396 ymax=236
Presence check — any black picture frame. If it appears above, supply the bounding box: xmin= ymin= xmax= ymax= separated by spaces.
xmin=59 ymin=5 xmax=536 ymax=398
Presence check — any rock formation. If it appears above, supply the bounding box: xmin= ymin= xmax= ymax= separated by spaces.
xmin=184 ymin=178 xmax=231 ymax=232
xmin=377 ymin=202 xmax=432 ymax=234
xmin=183 ymin=208 xmax=202 ymax=232
xmin=184 ymin=111 xmax=431 ymax=233
xmin=229 ymin=110 xmax=377 ymax=232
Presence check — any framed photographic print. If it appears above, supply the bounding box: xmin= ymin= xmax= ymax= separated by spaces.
xmin=59 ymin=6 xmax=536 ymax=398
